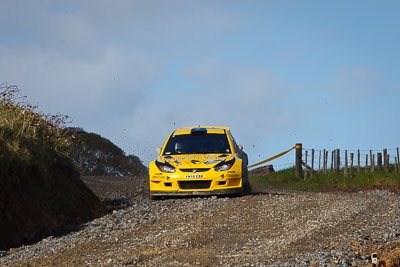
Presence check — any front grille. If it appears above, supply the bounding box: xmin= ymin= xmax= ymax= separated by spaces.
xmin=180 ymin=168 xmax=210 ymax=172
xmin=178 ymin=180 xmax=212 ymax=189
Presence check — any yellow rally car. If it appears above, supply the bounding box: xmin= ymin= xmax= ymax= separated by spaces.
xmin=149 ymin=126 xmax=250 ymax=199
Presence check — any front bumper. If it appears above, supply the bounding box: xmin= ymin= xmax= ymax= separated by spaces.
xmin=150 ymin=187 xmax=243 ymax=196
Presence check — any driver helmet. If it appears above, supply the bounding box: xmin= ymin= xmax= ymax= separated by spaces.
xmin=175 ymin=142 xmax=184 ymax=154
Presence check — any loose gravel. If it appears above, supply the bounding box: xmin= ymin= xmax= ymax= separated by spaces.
xmin=1 ymin=176 xmax=400 ymax=266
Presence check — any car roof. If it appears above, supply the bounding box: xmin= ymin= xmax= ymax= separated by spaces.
xmin=173 ymin=126 xmax=230 ymax=135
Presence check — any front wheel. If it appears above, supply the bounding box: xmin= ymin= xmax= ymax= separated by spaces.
xmin=242 ymin=166 xmax=252 ymax=195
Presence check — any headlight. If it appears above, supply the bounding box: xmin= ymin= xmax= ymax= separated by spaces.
xmin=155 ymin=160 xmax=176 ymax=173
xmin=159 ymin=165 xmax=175 ymax=173
xmin=214 ymin=158 xmax=235 ymax=172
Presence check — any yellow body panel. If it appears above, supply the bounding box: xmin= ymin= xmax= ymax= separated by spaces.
xmin=149 ymin=126 xmax=245 ymax=197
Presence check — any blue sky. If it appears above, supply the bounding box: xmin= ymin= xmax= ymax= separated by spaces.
xmin=1 ymin=1 xmax=399 ymax=169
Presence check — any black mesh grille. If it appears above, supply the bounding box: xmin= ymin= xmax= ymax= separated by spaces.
xmin=179 ymin=168 xmax=210 ymax=173
xmin=178 ymin=181 xmax=212 ymax=189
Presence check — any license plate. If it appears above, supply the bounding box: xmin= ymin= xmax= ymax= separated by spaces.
xmin=185 ymin=174 xmax=204 ymax=179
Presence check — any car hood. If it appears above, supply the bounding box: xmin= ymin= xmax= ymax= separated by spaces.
xmin=157 ymin=154 xmax=234 ymax=168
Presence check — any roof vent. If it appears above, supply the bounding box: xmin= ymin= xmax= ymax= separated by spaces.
xmin=191 ymin=128 xmax=207 ymax=135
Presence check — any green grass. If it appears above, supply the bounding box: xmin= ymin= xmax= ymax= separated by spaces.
xmin=0 ymin=84 xmax=77 ymax=186
xmin=249 ymin=166 xmax=400 ymax=192
xmin=0 ymin=85 xmax=72 ymax=166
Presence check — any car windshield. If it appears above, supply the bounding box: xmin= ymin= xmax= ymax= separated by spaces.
xmin=163 ymin=133 xmax=231 ymax=155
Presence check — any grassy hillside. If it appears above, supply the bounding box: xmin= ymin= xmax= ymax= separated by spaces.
xmin=0 ymin=85 xmax=106 ymax=250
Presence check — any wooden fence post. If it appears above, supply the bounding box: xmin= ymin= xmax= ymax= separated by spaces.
xmin=305 ymin=150 xmax=308 ymax=179
xmin=344 ymin=150 xmax=348 ymax=177
xmin=370 ymin=150 xmax=374 ymax=173
xmin=396 ymin=156 xmax=400 ymax=173
xmin=397 ymin=147 xmax=399 ymax=171
xmin=318 ymin=150 xmax=321 ymax=173
xmin=383 ymin=149 xmax=388 ymax=172
xmin=369 ymin=149 xmax=374 ymax=172
xmin=365 ymin=154 xmax=369 ymax=173
xmin=397 ymin=155 xmax=400 ymax=173
xmin=377 ymin=153 xmax=382 ymax=169
xmin=384 ymin=154 xmax=389 ymax=173
xmin=295 ymin=143 xmax=303 ymax=178
xmin=335 ymin=149 xmax=340 ymax=174
xmin=325 ymin=150 xmax=328 ymax=174
xmin=331 ymin=150 xmax=334 ymax=172
xmin=371 ymin=154 xmax=375 ymax=173
xmin=357 ymin=149 xmax=360 ymax=174
xmin=350 ymin=153 xmax=354 ymax=177
xmin=333 ymin=149 xmax=336 ymax=173
xmin=397 ymin=157 xmax=400 ymax=173
xmin=395 ymin=156 xmax=398 ymax=173
xmin=311 ymin=149 xmax=314 ymax=177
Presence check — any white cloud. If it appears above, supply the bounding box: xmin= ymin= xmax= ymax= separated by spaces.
xmin=0 ymin=45 xmax=162 ymax=124
xmin=0 ymin=0 xmax=235 ymax=122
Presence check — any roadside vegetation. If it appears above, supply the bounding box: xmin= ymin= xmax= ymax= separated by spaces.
xmin=250 ymin=166 xmax=400 ymax=192
xmin=0 ymin=84 xmax=105 ymax=250
xmin=65 ymin=127 xmax=147 ymax=177
xmin=0 ymin=84 xmax=72 ymax=168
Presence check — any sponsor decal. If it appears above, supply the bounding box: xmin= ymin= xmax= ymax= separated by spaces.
xmin=173 ymin=160 xmax=183 ymax=166
xmin=174 ymin=156 xmax=195 ymax=160
xmin=204 ymin=160 xmax=222 ymax=165
xmin=152 ymin=175 xmax=165 ymax=179
xmin=227 ymin=174 xmax=240 ymax=178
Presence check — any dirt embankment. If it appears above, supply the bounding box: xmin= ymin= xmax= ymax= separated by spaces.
xmin=0 ymin=157 xmax=106 ymax=250
xmin=1 ymin=176 xmax=400 ymax=266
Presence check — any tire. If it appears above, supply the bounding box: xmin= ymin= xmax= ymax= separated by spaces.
xmin=150 ymin=195 xmax=160 ymax=200
xmin=242 ymin=165 xmax=252 ymax=195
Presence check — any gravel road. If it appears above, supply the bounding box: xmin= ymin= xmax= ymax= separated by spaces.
xmin=1 ymin=176 xmax=400 ymax=266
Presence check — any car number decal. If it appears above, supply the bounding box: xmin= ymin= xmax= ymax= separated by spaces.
xmin=185 ymin=174 xmax=204 ymax=179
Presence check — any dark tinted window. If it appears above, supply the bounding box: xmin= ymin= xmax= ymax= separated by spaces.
xmin=163 ymin=133 xmax=231 ymax=155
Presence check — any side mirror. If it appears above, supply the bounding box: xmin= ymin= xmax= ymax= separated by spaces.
xmin=238 ymin=145 xmax=243 ymax=151
xmin=155 ymin=147 xmax=161 ymax=155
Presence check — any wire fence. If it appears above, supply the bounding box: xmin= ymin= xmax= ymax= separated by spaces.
xmin=300 ymin=146 xmax=400 ymax=177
